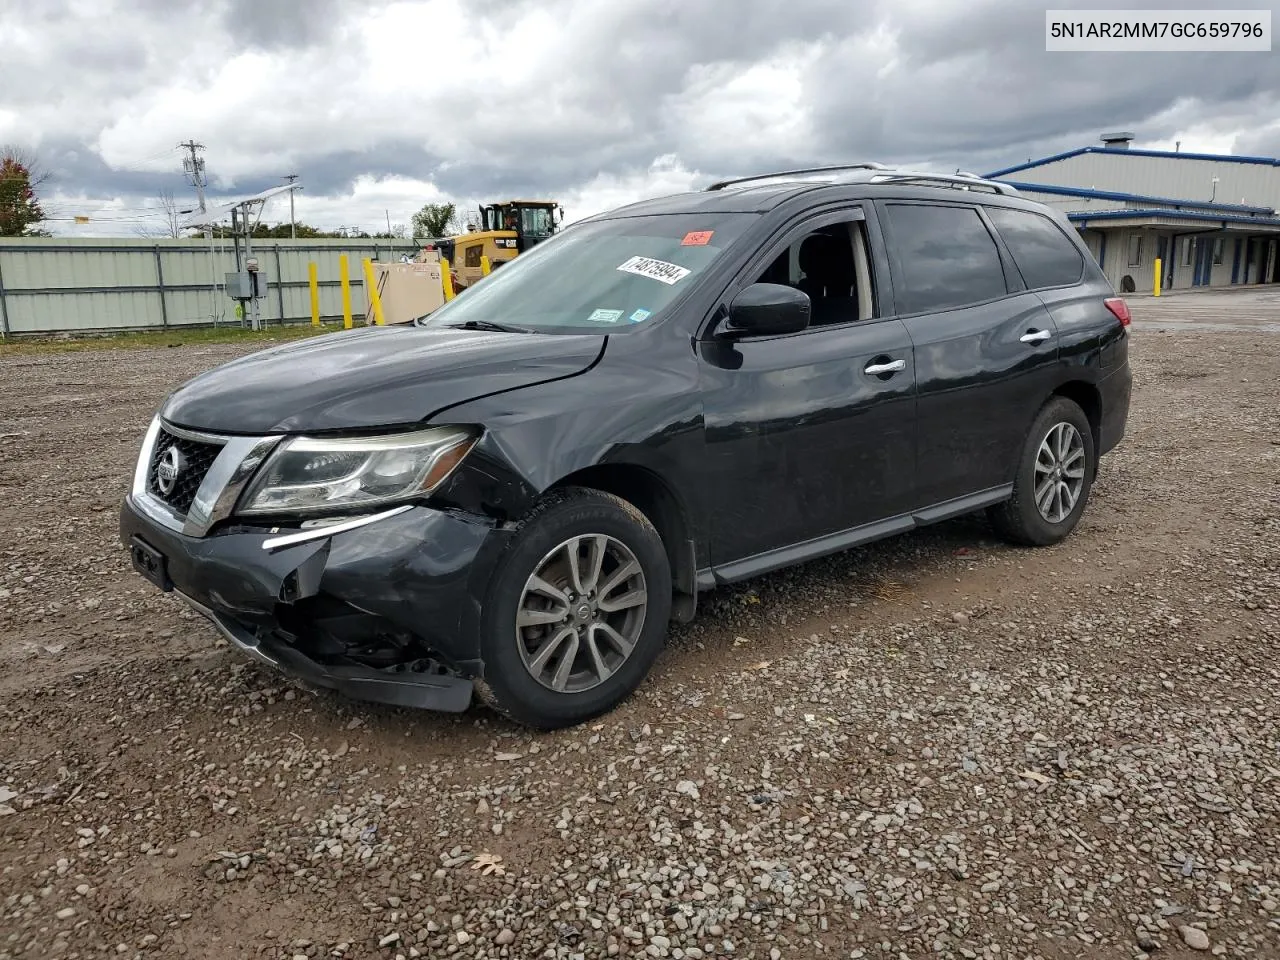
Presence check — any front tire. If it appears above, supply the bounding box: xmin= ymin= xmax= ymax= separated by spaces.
xmin=475 ymin=487 xmax=672 ymax=729
xmin=989 ymin=396 xmax=1096 ymax=547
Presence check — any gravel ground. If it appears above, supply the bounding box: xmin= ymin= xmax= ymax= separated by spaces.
xmin=2 ymin=292 xmax=1278 ymax=960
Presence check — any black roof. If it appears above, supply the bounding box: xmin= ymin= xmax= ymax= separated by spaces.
xmin=586 ymin=166 xmax=1034 ymax=221
xmin=594 ymin=183 xmax=813 ymax=218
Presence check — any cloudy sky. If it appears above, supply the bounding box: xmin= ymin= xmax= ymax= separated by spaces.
xmin=3 ymin=0 xmax=1278 ymax=237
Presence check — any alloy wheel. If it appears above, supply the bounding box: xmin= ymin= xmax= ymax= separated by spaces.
xmin=515 ymin=534 xmax=648 ymax=693
xmin=1034 ymin=422 xmax=1086 ymax=524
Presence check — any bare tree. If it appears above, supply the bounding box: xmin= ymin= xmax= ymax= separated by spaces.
xmin=158 ymin=189 xmax=182 ymax=238
xmin=132 ymin=190 xmax=184 ymax=239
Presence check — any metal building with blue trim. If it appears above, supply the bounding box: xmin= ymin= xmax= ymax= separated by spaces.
xmin=984 ymin=133 xmax=1280 ymax=294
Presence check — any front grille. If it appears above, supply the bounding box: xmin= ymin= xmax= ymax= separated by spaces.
xmin=146 ymin=428 xmax=223 ymax=515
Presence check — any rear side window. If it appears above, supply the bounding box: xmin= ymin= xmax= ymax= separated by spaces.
xmin=987 ymin=207 xmax=1085 ymax=289
xmin=883 ymin=203 xmax=1008 ymax=314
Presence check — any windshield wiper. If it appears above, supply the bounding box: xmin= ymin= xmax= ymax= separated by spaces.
xmin=443 ymin=319 xmax=535 ymax=334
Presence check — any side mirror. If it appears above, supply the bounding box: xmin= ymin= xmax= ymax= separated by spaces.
xmin=722 ymin=283 xmax=810 ymax=337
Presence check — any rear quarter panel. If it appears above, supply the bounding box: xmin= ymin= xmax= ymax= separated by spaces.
xmin=1038 ymin=274 xmax=1129 ymax=379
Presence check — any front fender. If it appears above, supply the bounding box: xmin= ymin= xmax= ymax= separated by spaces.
xmin=424 ymin=359 xmax=706 ymax=527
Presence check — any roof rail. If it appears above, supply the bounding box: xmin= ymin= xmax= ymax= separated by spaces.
xmin=867 ymin=171 xmax=1020 ymax=196
xmin=705 ymin=162 xmax=890 ymax=191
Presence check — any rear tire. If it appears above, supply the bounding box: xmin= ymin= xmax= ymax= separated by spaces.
xmin=475 ymin=487 xmax=671 ymax=730
xmin=989 ymin=396 xmax=1095 ymax=547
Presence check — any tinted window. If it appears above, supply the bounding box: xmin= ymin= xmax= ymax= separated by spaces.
xmin=883 ymin=204 xmax=1008 ymax=314
xmin=987 ymin=207 xmax=1085 ymax=289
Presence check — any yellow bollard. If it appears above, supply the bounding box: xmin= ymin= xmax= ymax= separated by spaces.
xmin=362 ymin=257 xmax=385 ymax=325
xmin=308 ymin=262 xmax=320 ymax=326
xmin=480 ymin=255 xmax=491 ymax=277
xmin=441 ymin=257 xmax=456 ymax=301
xmin=339 ymin=254 xmax=353 ymax=328
xmin=1152 ymin=257 xmax=1162 ymax=297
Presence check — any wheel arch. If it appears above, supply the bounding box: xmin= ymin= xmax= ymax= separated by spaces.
xmin=1051 ymin=379 xmax=1102 ymax=452
xmin=546 ymin=462 xmax=700 ymax=622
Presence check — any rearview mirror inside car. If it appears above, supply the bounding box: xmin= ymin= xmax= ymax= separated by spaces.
xmin=722 ymin=282 xmax=811 ymax=337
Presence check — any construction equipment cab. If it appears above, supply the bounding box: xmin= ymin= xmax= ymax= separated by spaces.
xmin=449 ymin=201 xmax=563 ymax=290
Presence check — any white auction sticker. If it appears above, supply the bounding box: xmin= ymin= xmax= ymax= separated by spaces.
xmin=616 ymin=255 xmax=691 ymax=285
xmin=587 ymin=308 xmax=624 ymax=323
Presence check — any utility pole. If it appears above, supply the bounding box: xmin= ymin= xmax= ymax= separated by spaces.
xmin=386 ymin=209 xmax=392 ymax=237
xmin=283 ymin=173 xmax=299 ymax=238
xmin=180 ymin=140 xmax=209 ymax=239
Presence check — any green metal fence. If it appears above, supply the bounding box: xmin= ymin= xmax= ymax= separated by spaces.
xmin=0 ymin=237 xmax=420 ymax=336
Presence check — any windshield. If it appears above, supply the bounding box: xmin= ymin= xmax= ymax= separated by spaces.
xmin=520 ymin=206 xmax=555 ymax=237
xmin=421 ymin=212 xmax=757 ymax=334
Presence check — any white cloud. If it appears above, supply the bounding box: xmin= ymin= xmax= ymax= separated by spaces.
xmin=292 ymin=174 xmax=450 ymax=231
xmin=5 ymin=0 xmax=1277 ymax=237
xmin=558 ymin=155 xmax=709 ymax=225
xmin=666 ymin=44 xmax=819 ymax=169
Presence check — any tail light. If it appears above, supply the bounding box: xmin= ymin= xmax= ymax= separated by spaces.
xmin=1104 ymin=297 xmax=1131 ymax=326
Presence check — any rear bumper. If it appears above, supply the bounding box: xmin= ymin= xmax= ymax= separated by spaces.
xmin=1098 ymin=361 xmax=1132 ymax=456
xmin=120 ymin=493 xmax=512 ymax=713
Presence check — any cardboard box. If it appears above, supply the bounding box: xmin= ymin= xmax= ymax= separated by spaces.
xmin=366 ymin=255 xmax=446 ymax=325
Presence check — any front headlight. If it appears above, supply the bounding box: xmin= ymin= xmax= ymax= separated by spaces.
xmin=237 ymin=426 xmax=478 ymax=516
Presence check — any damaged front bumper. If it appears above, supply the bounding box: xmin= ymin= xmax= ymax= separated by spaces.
xmin=119 ymin=493 xmax=510 ymax=713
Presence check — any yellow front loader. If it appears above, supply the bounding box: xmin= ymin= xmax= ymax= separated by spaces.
xmin=442 ymin=200 xmax=563 ymax=291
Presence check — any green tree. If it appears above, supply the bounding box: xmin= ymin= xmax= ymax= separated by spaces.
xmin=411 ymin=202 xmax=456 ymax=239
xmin=210 ymin=221 xmax=340 ymax=239
xmin=0 ymin=147 xmax=48 ymax=237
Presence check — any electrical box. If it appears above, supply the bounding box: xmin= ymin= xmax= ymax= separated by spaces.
xmin=225 ymin=271 xmax=268 ymax=299
xmin=225 ymin=271 xmax=252 ymax=298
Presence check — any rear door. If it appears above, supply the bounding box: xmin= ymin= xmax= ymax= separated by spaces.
xmin=697 ymin=204 xmax=918 ymax=570
xmin=984 ymin=204 xmax=1130 ymax=439
xmin=876 ymin=199 xmax=1061 ymax=507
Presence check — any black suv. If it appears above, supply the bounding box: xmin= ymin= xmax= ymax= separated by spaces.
xmin=121 ymin=164 xmax=1132 ymax=729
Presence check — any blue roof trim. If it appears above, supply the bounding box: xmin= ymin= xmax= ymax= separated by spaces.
xmin=1067 ymin=208 xmax=1280 ymax=227
xmin=985 ymin=148 xmax=1091 ymax=178
xmin=1001 ymin=180 xmax=1274 ymax=215
xmin=984 ymin=145 xmax=1280 ymax=178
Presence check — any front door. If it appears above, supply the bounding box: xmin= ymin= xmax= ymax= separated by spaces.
xmin=697 ymin=207 xmax=917 ymax=567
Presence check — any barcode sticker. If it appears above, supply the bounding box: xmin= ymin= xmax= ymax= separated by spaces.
xmin=616 ymin=256 xmax=691 ymax=286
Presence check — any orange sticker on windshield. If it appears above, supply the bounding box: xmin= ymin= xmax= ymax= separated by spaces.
xmin=681 ymin=230 xmax=714 ymax=246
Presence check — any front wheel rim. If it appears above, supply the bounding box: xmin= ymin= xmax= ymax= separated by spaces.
xmin=516 ymin=534 xmax=648 ymax=694
xmin=1033 ymin=421 xmax=1086 ymax=524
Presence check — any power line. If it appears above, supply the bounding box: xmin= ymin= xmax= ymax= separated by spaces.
xmin=111 ymin=146 xmax=183 ymax=172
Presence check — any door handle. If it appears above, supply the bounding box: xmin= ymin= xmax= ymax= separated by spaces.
xmin=864 ymin=358 xmax=906 ymax=375
xmin=1020 ymin=329 xmax=1051 ymax=344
